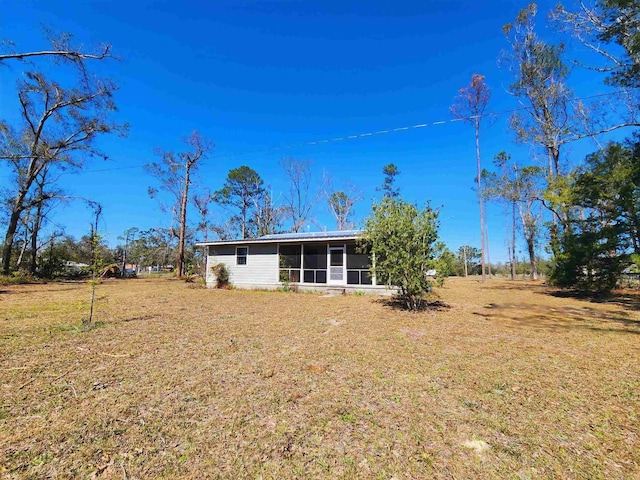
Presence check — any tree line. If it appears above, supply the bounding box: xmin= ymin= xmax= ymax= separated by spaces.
xmin=451 ymin=0 xmax=639 ymax=292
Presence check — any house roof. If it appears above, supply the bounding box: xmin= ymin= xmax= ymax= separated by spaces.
xmin=195 ymin=230 xmax=362 ymax=247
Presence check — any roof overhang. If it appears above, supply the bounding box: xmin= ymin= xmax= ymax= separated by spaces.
xmin=195 ymin=230 xmax=363 ymax=247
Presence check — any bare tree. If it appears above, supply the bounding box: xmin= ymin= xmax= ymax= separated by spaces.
xmin=252 ymin=187 xmax=285 ymax=237
xmin=503 ymin=4 xmax=574 ymax=182
xmin=0 ymin=65 xmax=122 ymax=274
xmin=515 ymin=165 xmax=545 ymax=280
xmin=146 ymin=131 xmax=213 ymax=277
xmin=0 ymin=30 xmax=111 ymax=65
xmin=551 ymin=1 xmax=640 ymax=89
xmin=281 ymin=158 xmax=321 ymax=232
xmin=484 ymin=153 xmax=544 ymax=280
xmin=192 ymin=189 xmax=212 ymax=243
xmin=26 ymin=166 xmax=61 ymax=275
xmin=325 ymin=178 xmax=362 ymax=231
xmin=501 ymin=3 xmax=584 ymax=263
xmin=551 ymin=1 xmax=640 ymax=131
xmin=210 ymin=217 xmax=242 ymax=241
xmin=483 ymin=152 xmax=518 ymax=280
xmin=451 ymin=73 xmax=491 ymax=282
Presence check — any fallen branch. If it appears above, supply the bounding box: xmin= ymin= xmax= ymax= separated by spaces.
xmin=49 ymin=370 xmax=70 ymax=384
xmin=77 ymin=346 xmax=131 ymax=358
xmin=18 ymin=377 xmax=36 ymax=390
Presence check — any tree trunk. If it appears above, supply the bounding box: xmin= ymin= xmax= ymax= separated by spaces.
xmin=16 ymin=229 xmax=29 ymax=269
xmin=29 ymin=202 xmax=43 ymax=275
xmin=475 ymin=118 xmax=486 ymax=282
xmin=463 ymin=246 xmax=468 ymax=277
xmin=2 ymin=208 xmax=23 ymax=275
xmin=177 ymin=164 xmax=190 ymax=277
xmin=241 ymin=202 xmax=247 ymax=240
xmin=526 ymin=235 xmax=538 ymax=280
xmin=485 ymin=220 xmax=492 ymax=278
xmin=2 ymin=181 xmax=34 ymax=275
xmin=511 ymin=201 xmax=517 ymax=280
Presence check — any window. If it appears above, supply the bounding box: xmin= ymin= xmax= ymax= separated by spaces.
xmin=279 ymin=244 xmax=301 ymax=282
xmin=236 ymin=247 xmax=248 ymax=265
xmin=346 ymin=243 xmax=373 ymax=285
xmin=303 ymin=244 xmax=327 ymax=283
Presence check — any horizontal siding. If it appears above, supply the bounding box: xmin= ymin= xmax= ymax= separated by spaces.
xmin=206 ymin=243 xmax=278 ymax=287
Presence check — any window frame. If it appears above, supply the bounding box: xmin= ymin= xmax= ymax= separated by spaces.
xmin=236 ymin=246 xmax=248 ymax=266
xmin=278 ymin=243 xmax=302 ymax=283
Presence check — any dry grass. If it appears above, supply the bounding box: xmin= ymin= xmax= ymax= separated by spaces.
xmin=1 ymin=277 xmax=638 ymax=479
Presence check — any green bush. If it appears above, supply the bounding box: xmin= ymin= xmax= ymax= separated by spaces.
xmin=361 ymin=197 xmax=442 ymax=311
xmin=210 ymin=263 xmax=230 ymax=289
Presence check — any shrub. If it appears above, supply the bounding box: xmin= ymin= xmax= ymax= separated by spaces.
xmin=361 ymin=197 xmax=442 ymax=311
xmin=210 ymin=263 xmax=230 ymax=289
xmin=0 ymin=272 xmax=37 ymax=286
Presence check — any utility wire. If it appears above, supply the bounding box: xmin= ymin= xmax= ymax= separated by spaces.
xmin=2 ymin=89 xmax=634 ymax=177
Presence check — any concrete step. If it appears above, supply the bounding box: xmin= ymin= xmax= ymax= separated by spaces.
xmin=325 ymin=288 xmax=346 ymax=296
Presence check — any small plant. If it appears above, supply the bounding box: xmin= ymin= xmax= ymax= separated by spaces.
xmin=354 ymin=290 xmax=365 ymax=296
xmin=85 ymin=203 xmax=107 ymax=327
xmin=278 ymin=279 xmax=299 ymax=293
xmin=210 ymin=263 xmax=230 ymax=289
xmin=0 ymin=271 xmax=36 ymax=286
xmin=185 ymin=275 xmax=206 ymax=289
xmin=338 ymin=411 xmax=357 ymax=423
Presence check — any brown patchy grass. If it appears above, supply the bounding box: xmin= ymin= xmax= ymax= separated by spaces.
xmin=1 ymin=277 xmax=638 ymax=479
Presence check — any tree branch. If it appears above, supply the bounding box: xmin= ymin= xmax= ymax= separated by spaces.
xmin=0 ymin=46 xmax=111 ymax=63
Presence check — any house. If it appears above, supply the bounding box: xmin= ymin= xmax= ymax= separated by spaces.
xmin=197 ymin=230 xmax=391 ymax=294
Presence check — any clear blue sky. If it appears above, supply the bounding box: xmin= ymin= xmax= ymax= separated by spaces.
xmin=0 ymin=0 xmax=629 ymax=262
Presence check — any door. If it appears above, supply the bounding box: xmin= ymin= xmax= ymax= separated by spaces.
xmin=328 ymin=246 xmax=345 ymax=285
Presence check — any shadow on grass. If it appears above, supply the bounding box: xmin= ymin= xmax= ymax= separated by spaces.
xmin=475 ymin=301 xmax=640 ymax=335
xmin=119 ymin=314 xmax=159 ymax=323
xmin=481 ymin=280 xmax=548 ymax=292
xmin=487 ymin=279 xmax=640 ymax=314
xmin=547 ymin=288 xmax=640 ymax=312
xmin=377 ymin=297 xmax=452 ymax=313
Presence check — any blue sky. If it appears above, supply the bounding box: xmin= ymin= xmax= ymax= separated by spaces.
xmin=0 ymin=0 xmax=630 ymax=262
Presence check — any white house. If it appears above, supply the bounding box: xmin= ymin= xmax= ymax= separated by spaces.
xmin=197 ymin=230 xmax=390 ymax=294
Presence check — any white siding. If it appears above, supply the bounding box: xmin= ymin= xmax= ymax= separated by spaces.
xmin=206 ymin=243 xmax=278 ymax=288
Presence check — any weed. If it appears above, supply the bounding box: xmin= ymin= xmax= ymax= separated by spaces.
xmin=338 ymin=411 xmax=357 ymax=423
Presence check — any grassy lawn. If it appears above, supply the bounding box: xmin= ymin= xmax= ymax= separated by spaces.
xmin=1 ymin=277 xmax=638 ymax=479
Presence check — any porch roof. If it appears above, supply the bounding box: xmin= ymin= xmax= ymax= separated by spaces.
xmin=195 ymin=230 xmax=362 ymax=247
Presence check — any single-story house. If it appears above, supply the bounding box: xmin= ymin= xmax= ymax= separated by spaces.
xmin=196 ymin=230 xmax=391 ymax=294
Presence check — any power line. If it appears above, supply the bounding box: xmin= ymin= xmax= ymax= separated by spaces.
xmin=3 ymin=89 xmax=635 ymax=177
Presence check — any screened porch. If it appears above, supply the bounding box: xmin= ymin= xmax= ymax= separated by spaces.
xmin=278 ymin=242 xmax=374 ymax=286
